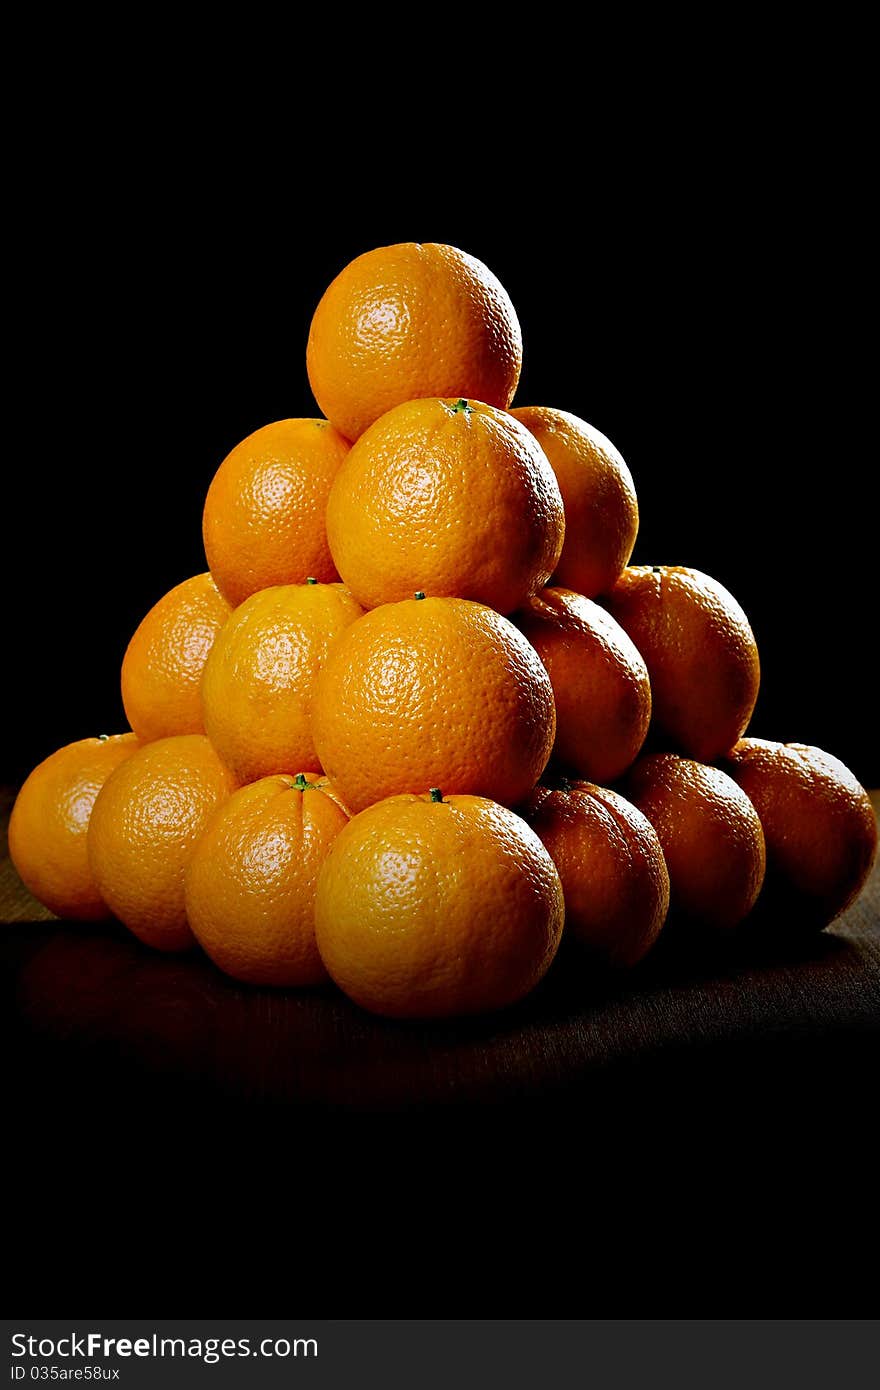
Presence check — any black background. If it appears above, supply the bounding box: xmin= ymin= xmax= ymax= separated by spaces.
xmin=4 ymin=147 xmax=876 ymax=788
xmin=4 ymin=98 xmax=877 ymax=1317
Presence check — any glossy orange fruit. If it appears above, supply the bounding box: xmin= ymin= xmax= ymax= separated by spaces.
xmin=185 ymin=772 xmax=350 ymax=986
xmin=623 ymin=753 xmax=766 ymax=931
xmin=121 ymin=573 xmax=231 ymax=742
xmin=603 ymin=565 xmax=760 ymax=762
xmin=523 ymin=780 xmax=669 ymax=967
xmin=325 ymin=397 xmax=564 ymax=615
xmin=315 ymin=791 xmax=564 ymax=1019
xmin=202 ymin=418 xmax=350 ymax=607
xmin=515 ymin=587 xmax=651 ymax=783
xmin=312 ymin=595 xmax=556 ymax=815
xmin=720 ymin=738 xmax=877 ymax=931
xmin=8 ymin=733 xmax=139 ymax=920
xmin=87 ymin=734 xmax=236 ymax=951
xmin=307 ymin=242 xmax=523 ymax=441
xmin=200 ymin=581 xmax=362 ymax=785
xmin=511 ymin=407 xmax=639 ymax=597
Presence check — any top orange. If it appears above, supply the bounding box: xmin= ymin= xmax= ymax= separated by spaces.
xmin=306 ymin=243 xmax=523 ymax=441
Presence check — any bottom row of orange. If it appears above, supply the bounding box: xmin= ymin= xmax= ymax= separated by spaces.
xmin=9 ymin=730 xmax=876 ymax=1019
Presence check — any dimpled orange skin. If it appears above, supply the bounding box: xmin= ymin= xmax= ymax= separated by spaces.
xmin=312 ymin=597 xmax=556 ymax=816
xmin=623 ymin=753 xmax=766 ymax=931
xmin=120 ymin=573 xmax=231 ymax=742
xmin=306 ymin=242 xmax=523 ymax=442
xmin=200 ymin=582 xmax=363 ymax=785
xmin=325 ymin=398 xmax=564 ymax=615
xmin=184 ymin=774 xmax=350 ymax=986
xmin=8 ymin=734 xmax=139 ymax=921
xmin=87 ymin=734 xmax=236 ymax=951
xmin=720 ymin=738 xmax=878 ymax=931
xmin=515 ymin=588 xmax=651 ymax=784
xmin=202 ymin=419 xmax=350 ymax=607
xmin=511 ymin=407 xmax=639 ymax=598
xmin=315 ymin=793 xmax=564 ymax=1019
xmin=523 ymin=781 xmax=669 ymax=967
xmin=603 ymin=565 xmax=760 ymax=763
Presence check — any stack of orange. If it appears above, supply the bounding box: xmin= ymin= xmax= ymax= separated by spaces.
xmin=10 ymin=243 xmax=877 ymax=1019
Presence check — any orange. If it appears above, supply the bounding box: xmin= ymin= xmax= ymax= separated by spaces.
xmin=306 ymin=242 xmax=523 ymax=441
xmin=511 ymin=406 xmax=638 ymax=597
xmin=120 ymin=572 xmax=231 ymax=742
xmin=315 ymin=790 xmax=564 ymax=1019
xmin=202 ymin=418 xmax=350 ymax=607
xmin=8 ymin=733 xmax=139 ymax=920
xmin=87 ymin=734 xmax=235 ymax=951
xmin=623 ymin=753 xmax=766 ymax=931
xmin=515 ymin=587 xmax=651 ymax=783
xmin=720 ymin=738 xmax=878 ymax=931
xmin=603 ymin=565 xmax=760 ymax=762
xmin=325 ymin=397 xmax=564 ymax=615
xmin=523 ymin=780 xmax=669 ymax=967
xmin=185 ymin=772 xmax=349 ymax=986
xmin=200 ymin=581 xmax=362 ymax=785
xmin=312 ymin=595 xmax=556 ymax=815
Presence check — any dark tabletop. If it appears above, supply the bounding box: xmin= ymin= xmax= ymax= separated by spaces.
xmin=3 ymin=787 xmax=878 ymax=1112
xmin=4 ymin=787 xmax=879 ymax=1311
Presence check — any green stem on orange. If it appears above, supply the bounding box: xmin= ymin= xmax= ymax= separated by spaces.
xmin=293 ymin=772 xmax=320 ymax=791
xmin=451 ymin=398 xmax=472 ymax=415
xmin=98 ymin=733 xmax=109 ymax=742
xmin=429 ymin=787 xmax=443 ymax=803
xmin=414 ymin=591 xmax=426 ymax=600
xmin=307 ymin=576 xmax=317 ymax=585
